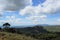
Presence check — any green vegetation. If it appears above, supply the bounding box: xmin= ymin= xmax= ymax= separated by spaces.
xmin=0 ymin=31 xmax=60 ymax=40
xmin=44 ymin=26 xmax=60 ymax=32
xmin=0 ymin=32 xmax=37 ymax=40
xmin=0 ymin=25 xmax=60 ymax=40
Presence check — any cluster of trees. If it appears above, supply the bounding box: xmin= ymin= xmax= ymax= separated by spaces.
xmin=0 ymin=23 xmax=16 ymax=33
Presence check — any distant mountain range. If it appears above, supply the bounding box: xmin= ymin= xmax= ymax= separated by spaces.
xmin=38 ymin=24 xmax=49 ymax=26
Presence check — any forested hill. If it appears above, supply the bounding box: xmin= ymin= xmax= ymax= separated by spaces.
xmin=15 ymin=25 xmax=48 ymax=34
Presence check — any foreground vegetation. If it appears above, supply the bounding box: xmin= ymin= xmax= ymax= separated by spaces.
xmin=0 ymin=24 xmax=60 ymax=40
xmin=0 ymin=32 xmax=37 ymax=40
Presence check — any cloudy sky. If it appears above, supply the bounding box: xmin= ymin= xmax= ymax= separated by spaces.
xmin=0 ymin=0 xmax=60 ymax=26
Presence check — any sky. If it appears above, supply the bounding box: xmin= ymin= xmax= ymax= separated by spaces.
xmin=0 ymin=0 xmax=60 ymax=26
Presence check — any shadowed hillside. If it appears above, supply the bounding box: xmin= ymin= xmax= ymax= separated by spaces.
xmin=16 ymin=25 xmax=48 ymax=35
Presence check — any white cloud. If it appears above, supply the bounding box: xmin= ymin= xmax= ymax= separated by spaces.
xmin=52 ymin=21 xmax=60 ymax=25
xmin=26 ymin=15 xmax=47 ymax=24
xmin=57 ymin=19 xmax=60 ymax=21
xmin=19 ymin=0 xmax=60 ymax=25
xmin=6 ymin=15 xmax=21 ymax=23
xmin=0 ymin=11 xmax=4 ymax=17
xmin=26 ymin=15 xmax=47 ymax=20
xmin=20 ymin=5 xmax=42 ymax=16
xmin=0 ymin=0 xmax=32 ymax=11
xmin=0 ymin=0 xmax=7 ymax=11
xmin=42 ymin=0 xmax=60 ymax=13
xmin=6 ymin=16 xmax=16 ymax=19
xmin=0 ymin=15 xmax=32 ymax=26
xmin=40 ymin=15 xmax=47 ymax=20
xmin=20 ymin=0 xmax=60 ymax=15
xmin=0 ymin=0 xmax=60 ymax=25
xmin=0 ymin=0 xmax=32 ymax=17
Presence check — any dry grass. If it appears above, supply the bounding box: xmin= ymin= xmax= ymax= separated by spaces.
xmin=0 ymin=32 xmax=37 ymax=40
